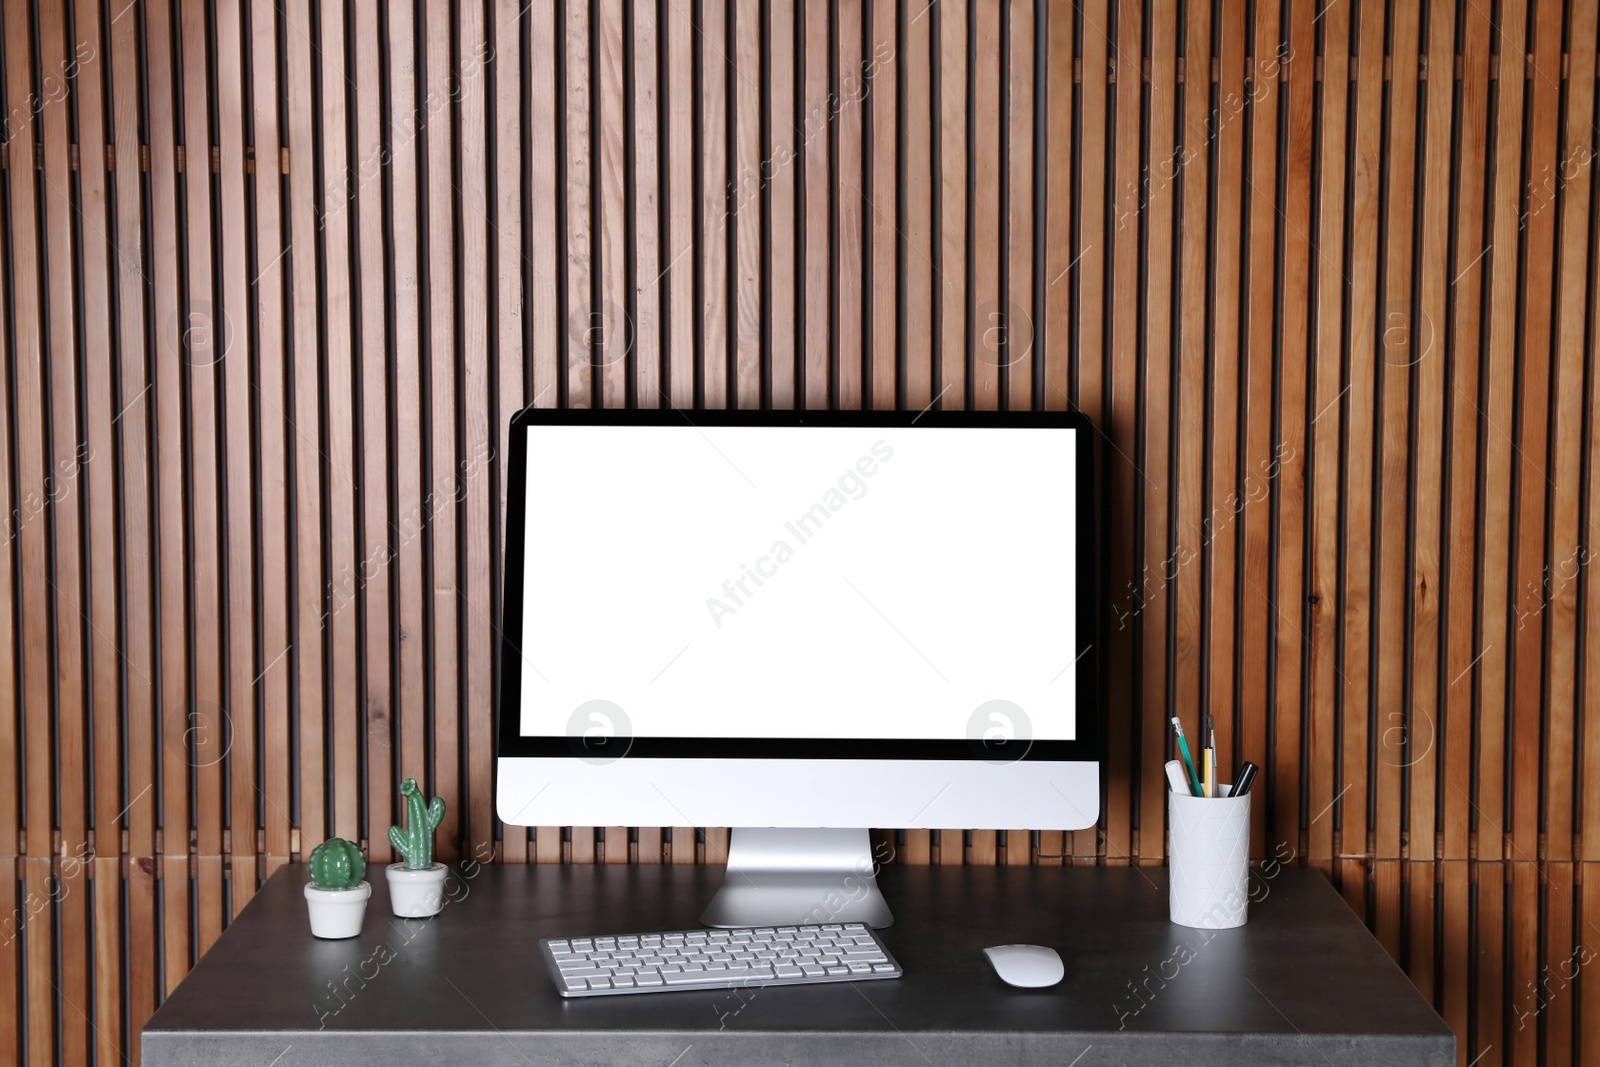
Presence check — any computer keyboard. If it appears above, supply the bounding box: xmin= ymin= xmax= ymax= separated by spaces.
xmin=540 ymin=922 xmax=903 ymax=997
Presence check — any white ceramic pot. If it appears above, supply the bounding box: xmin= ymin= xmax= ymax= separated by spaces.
xmin=304 ymin=881 xmax=371 ymax=939
xmin=386 ymin=862 xmax=448 ymax=917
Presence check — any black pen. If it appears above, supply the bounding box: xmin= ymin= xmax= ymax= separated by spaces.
xmin=1233 ymin=761 xmax=1259 ymax=797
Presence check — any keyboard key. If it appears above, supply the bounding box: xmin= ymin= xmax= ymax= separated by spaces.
xmin=548 ymin=940 xmax=571 ymax=952
xmin=847 ymin=962 xmax=872 ymax=974
xmin=634 ymin=971 xmax=664 ymax=987
xmin=826 ymin=966 xmax=849 ymax=975
xmin=664 ymin=970 xmax=713 ymax=986
xmin=775 ymin=965 xmax=804 ymax=978
xmin=872 ymin=964 xmax=896 ymax=973
xmin=610 ymin=975 xmax=635 ymax=988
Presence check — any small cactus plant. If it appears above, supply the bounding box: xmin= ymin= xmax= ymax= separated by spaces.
xmin=389 ymin=777 xmax=445 ymax=870
xmin=308 ymin=838 xmax=366 ymax=890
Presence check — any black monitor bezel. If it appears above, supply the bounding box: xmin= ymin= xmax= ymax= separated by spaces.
xmin=496 ymin=408 xmax=1101 ymax=763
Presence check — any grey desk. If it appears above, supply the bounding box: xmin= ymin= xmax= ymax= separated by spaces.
xmin=144 ymin=861 xmax=1453 ymax=1066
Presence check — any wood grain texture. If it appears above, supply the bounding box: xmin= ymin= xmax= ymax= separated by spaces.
xmin=1 ymin=5 xmax=1596 ymax=1063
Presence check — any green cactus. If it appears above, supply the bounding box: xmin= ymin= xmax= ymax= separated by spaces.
xmin=389 ymin=777 xmax=445 ymax=870
xmin=308 ymin=838 xmax=366 ymax=890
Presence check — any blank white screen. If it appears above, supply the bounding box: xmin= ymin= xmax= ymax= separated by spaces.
xmin=518 ymin=424 xmax=1077 ymax=741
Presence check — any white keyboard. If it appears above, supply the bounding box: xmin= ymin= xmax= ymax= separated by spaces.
xmin=540 ymin=922 xmax=903 ymax=997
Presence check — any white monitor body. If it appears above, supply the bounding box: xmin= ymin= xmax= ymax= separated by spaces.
xmin=497 ymin=412 xmax=1101 ymax=927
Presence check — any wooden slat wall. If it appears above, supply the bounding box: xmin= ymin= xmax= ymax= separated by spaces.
xmin=2 ymin=1 xmax=1599 ymax=1064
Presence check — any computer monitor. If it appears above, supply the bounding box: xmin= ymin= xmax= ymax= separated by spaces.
xmin=496 ymin=410 xmax=1100 ymax=927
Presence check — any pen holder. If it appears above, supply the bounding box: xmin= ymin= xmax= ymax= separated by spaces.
xmin=1168 ymin=784 xmax=1250 ymax=929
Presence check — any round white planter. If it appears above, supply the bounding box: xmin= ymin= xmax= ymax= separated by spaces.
xmin=304 ymin=881 xmax=371 ymax=939
xmin=386 ymin=862 xmax=448 ymax=917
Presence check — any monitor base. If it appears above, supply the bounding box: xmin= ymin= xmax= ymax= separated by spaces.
xmin=701 ymin=828 xmax=895 ymax=929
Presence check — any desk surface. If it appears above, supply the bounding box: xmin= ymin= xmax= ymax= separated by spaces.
xmin=144 ymin=861 xmax=1453 ymax=1067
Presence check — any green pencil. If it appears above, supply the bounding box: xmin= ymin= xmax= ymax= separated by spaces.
xmin=1170 ymin=716 xmax=1204 ymax=797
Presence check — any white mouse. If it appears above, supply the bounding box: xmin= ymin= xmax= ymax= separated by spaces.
xmin=983 ymin=944 xmax=1064 ymax=988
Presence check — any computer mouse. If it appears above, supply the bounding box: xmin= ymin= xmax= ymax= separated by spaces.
xmin=983 ymin=944 xmax=1064 ymax=988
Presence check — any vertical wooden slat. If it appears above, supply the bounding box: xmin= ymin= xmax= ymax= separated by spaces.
xmin=1506 ymin=6 xmax=1564 ymax=1062
xmin=836 ymin=0 xmax=863 ymax=409
xmin=143 ymin=0 xmax=196 ymax=995
xmin=530 ymin=0 xmax=561 ymax=407
xmin=1477 ymin=0 xmax=1530 ymax=880
xmin=1205 ymin=0 xmax=1243 ymax=822
xmin=109 ymin=0 xmax=159 ymax=1039
xmin=1239 ymin=0 xmax=1280 ymax=860
xmin=802 ymin=0 xmax=830 ymax=409
xmin=1375 ymin=0 xmax=1421 ymax=879
xmin=73 ymin=0 xmax=122 ymax=1055
xmin=1340 ymin=0 xmax=1382 ymax=887
xmin=1305 ymin=0 xmax=1349 ymax=876
xmin=526 ymin=0 xmax=561 ymax=859
xmin=1476 ymin=867 xmax=1507 ymax=1064
xmin=390 ymin=0 xmax=428 ymax=858
xmin=1102 ymin=0 xmax=1135 ymax=864
xmin=252 ymin=0 xmax=292 ymax=887
xmin=1274 ymin=0 xmax=1312 ymax=867
xmin=426 ymin=0 xmax=463 ymax=860
xmin=1406 ymin=862 xmax=1435 ymax=1004
xmin=355 ymin=0 xmax=395 ymax=867
xmin=1135 ymin=0 xmax=1176 ymax=868
xmin=567 ymin=0 xmax=595 ymax=408
xmin=604 ymin=826 xmax=630 ymax=864
xmin=37 ymin=1 xmax=89 ymax=1054
xmin=1582 ymin=876 xmax=1600 ymax=1062
xmin=284 ymin=0 xmax=326 ymax=872
xmin=970 ymin=0 xmax=1000 ymax=411
xmin=666 ymin=0 xmax=696 ymax=408
xmin=636 ymin=826 xmax=662 ymax=865
xmin=633 ymin=0 xmax=663 ymax=409
xmin=0 ymin=8 xmax=35 ymax=1059
xmin=902 ymin=0 xmax=932 ymax=411
xmin=1172 ymin=0 xmax=1210 ymax=868
xmin=734 ymin=0 xmax=763 ymax=407
xmin=768 ymin=0 xmax=797 ymax=408
xmin=461 ymin=0 xmax=496 ymax=867
xmin=938 ymin=0 xmax=967 ymax=411
xmin=1409 ymin=0 xmax=1455 ymax=883
xmin=702 ymin=0 xmax=730 ymax=407
xmin=178 ymin=0 xmax=226 ymax=957
xmin=669 ymin=827 xmax=695 ymax=865
xmin=1442 ymin=861 xmax=1470 ymax=1058
xmin=968 ymin=829 xmax=997 ymax=867
xmin=495 ymin=0 xmax=529 ymax=865
xmin=598 ymin=0 xmax=629 ymax=407
xmin=704 ymin=827 xmax=730 ymax=866
xmin=867 ymin=0 xmax=895 ymax=410
xmin=216 ymin=0 xmax=260 ymax=917
xmin=1546 ymin=0 xmax=1598 ymax=875
xmin=317 ymin=0 xmax=361 ymax=858
xmin=1006 ymin=0 xmax=1035 ymax=409
xmin=1543 ymin=862 xmax=1574 ymax=1066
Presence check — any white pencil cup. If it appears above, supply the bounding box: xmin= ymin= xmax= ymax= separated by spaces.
xmin=1169 ymin=785 xmax=1250 ymax=929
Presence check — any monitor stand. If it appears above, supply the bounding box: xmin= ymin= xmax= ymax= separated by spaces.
xmin=701 ymin=828 xmax=895 ymax=929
